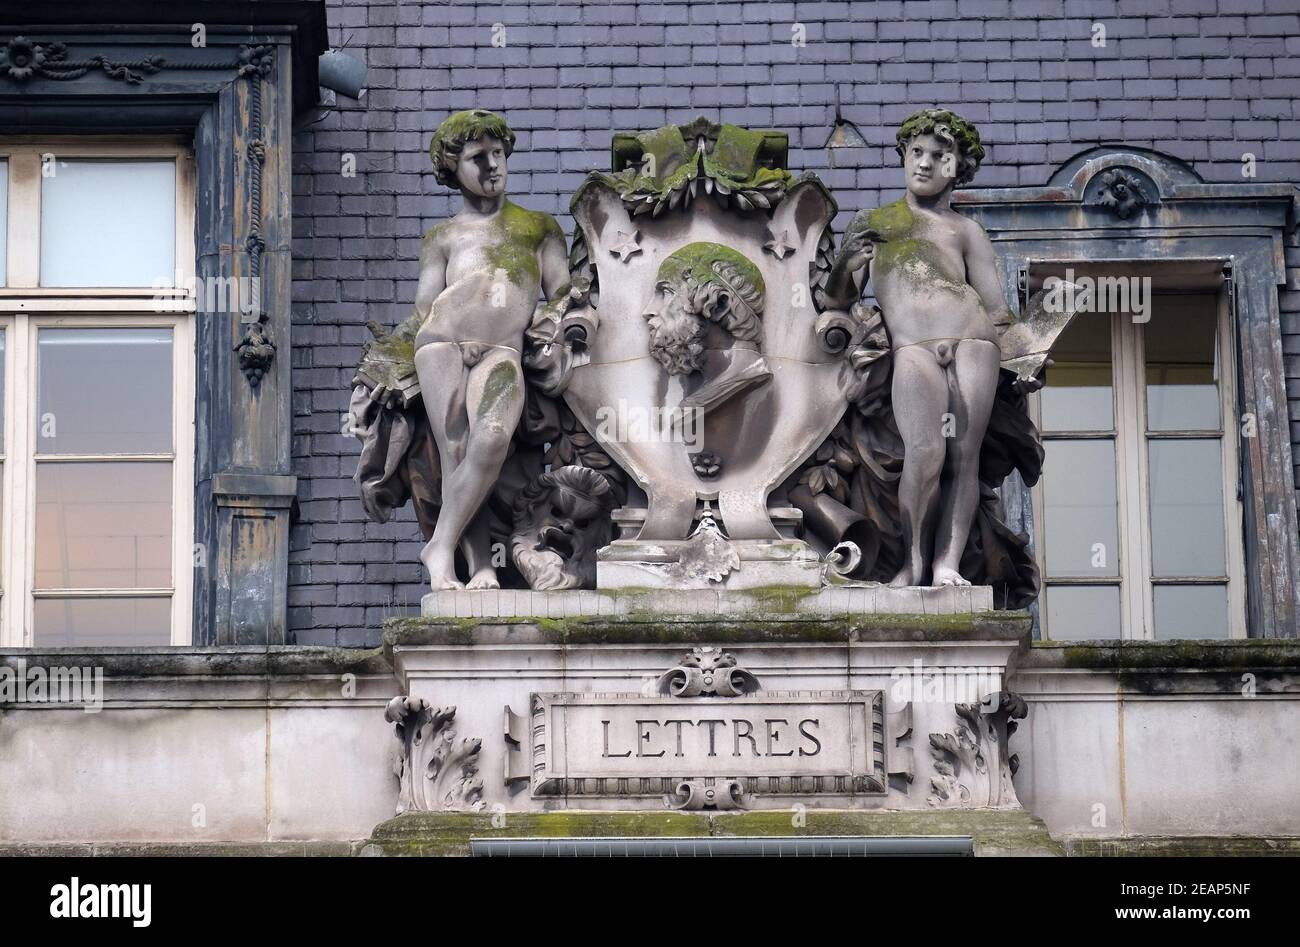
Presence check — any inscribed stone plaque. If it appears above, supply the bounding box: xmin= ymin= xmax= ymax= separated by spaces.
xmin=529 ymin=690 xmax=886 ymax=798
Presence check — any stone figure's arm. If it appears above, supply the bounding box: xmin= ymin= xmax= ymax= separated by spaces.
xmin=823 ymin=215 xmax=876 ymax=309
xmin=963 ymin=219 xmax=1014 ymax=330
xmin=538 ymin=216 xmax=571 ymax=304
xmin=395 ymin=227 xmax=448 ymax=342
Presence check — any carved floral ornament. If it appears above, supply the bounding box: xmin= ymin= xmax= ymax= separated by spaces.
xmin=0 ymin=36 xmax=276 ymax=86
xmin=1 ymin=36 xmax=163 ymax=84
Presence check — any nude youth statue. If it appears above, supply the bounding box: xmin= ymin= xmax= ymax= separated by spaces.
xmin=825 ymin=108 xmax=1013 ymax=588
xmin=409 ymin=109 xmax=570 ymax=590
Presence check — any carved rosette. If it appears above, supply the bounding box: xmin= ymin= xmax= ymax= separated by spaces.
xmin=385 ymin=696 xmax=485 ymax=814
xmin=926 ymin=692 xmax=1026 ymax=809
xmin=657 ymin=646 xmax=759 ymax=697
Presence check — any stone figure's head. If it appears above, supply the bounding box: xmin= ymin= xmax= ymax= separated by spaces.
xmin=429 ymin=109 xmax=516 ymax=198
xmin=511 ymin=466 xmax=615 ymax=591
xmin=642 ymin=242 xmax=765 ymax=376
xmin=895 ymin=108 xmax=985 ymax=195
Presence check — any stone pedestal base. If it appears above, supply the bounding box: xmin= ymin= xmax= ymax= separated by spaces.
xmin=363 ymin=809 xmax=1063 ymax=857
xmin=383 ymin=609 xmax=1030 ymax=818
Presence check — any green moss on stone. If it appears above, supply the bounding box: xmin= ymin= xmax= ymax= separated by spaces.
xmin=861 ymin=199 xmax=968 ymax=291
xmin=476 ymin=359 xmax=520 ymax=419
xmin=1032 ymin=638 xmax=1300 ymax=672
xmin=482 ymin=201 xmax=556 ymax=287
xmin=363 ymin=808 xmax=1063 ymax=857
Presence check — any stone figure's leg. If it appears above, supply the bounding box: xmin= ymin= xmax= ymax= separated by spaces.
xmin=461 ymin=510 xmax=500 ymax=590
xmin=415 ymin=342 xmax=472 ymax=589
xmin=442 ymin=348 xmax=526 ymax=591
xmin=931 ymin=339 xmax=1001 ymax=586
xmin=889 ymin=345 xmax=949 ymax=587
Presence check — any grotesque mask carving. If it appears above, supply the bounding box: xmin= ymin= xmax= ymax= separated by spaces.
xmin=511 ymin=466 xmax=616 ymax=590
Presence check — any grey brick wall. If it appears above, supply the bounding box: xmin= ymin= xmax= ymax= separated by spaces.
xmin=289 ymin=0 xmax=1300 ymax=645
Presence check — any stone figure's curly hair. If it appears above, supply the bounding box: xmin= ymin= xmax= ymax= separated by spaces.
xmin=428 ymin=109 xmax=516 ymax=188
xmin=894 ymin=107 xmax=985 ymax=186
xmin=657 ymin=242 xmax=766 ymax=342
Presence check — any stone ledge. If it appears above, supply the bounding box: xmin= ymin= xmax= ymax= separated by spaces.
xmin=0 ymin=841 xmax=364 ymax=857
xmin=1061 ymin=836 xmax=1300 ymax=857
xmin=0 ymin=646 xmax=391 ymax=677
xmin=383 ymin=611 xmax=1033 ymax=655
xmin=363 ymin=809 xmax=1063 ymax=857
xmin=420 ymin=584 xmax=995 ymax=621
xmin=1023 ymin=639 xmax=1300 ymax=672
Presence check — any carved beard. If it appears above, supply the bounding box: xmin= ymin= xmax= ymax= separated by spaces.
xmin=511 ymin=526 xmax=594 ymax=591
xmin=648 ymin=310 xmax=708 ymax=376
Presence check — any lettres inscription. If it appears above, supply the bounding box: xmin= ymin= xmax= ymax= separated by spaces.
xmin=530 ymin=690 xmax=885 ymax=798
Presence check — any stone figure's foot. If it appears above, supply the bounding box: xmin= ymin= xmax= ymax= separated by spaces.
xmin=465 ymin=566 xmax=500 ymax=590
xmin=889 ymin=565 xmax=918 ymax=588
xmin=429 ymin=571 xmax=464 ymax=591
xmin=421 ymin=544 xmax=463 ymax=590
xmin=932 ymin=564 xmax=970 ymax=587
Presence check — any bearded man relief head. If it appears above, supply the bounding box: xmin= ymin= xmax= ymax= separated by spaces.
xmin=642 ymin=242 xmax=767 ymax=375
xmin=511 ymin=466 xmax=616 ymax=591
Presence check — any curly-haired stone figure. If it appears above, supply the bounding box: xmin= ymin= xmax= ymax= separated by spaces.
xmin=824 ymin=107 xmax=1013 ymax=589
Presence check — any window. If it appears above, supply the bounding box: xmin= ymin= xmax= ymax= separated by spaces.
xmin=1029 ymin=265 xmax=1246 ymax=640
xmin=0 ymin=142 xmax=194 ymax=647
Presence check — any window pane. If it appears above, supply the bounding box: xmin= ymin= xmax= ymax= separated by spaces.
xmin=37 ymin=327 xmax=173 ymax=454
xmin=1043 ymin=585 xmax=1121 ymax=640
xmin=0 ymin=159 xmax=7 ymax=286
xmin=1041 ymin=439 xmax=1119 ymax=576
xmin=1154 ymin=585 xmax=1229 ymax=639
xmin=33 ymin=597 xmax=171 ymax=647
xmin=1148 ymin=439 xmax=1225 ymax=577
xmin=1145 ymin=295 xmax=1220 ymax=431
xmin=40 ymin=159 xmax=175 ymax=287
xmin=1040 ymin=311 xmax=1112 ymax=431
xmin=34 ymin=462 xmax=172 ymax=589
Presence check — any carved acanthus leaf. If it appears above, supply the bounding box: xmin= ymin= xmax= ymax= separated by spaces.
xmin=385 ymin=696 xmax=485 ymax=814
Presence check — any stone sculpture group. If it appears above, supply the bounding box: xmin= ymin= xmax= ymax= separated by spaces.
xmin=351 ymin=107 xmax=1075 ymax=607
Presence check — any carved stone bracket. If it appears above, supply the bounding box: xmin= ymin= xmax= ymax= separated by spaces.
xmin=233 ymin=320 xmax=275 ymax=386
xmin=665 ymin=779 xmax=747 ymax=811
xmin=926 ymin=692 xmax=1026 ymax=809
xmin=385 ymin=696 xmax=485 ymax=814
xmin=886 ymin=701 xmax=915 ymax=791
xmin=656 ymin=646 xmax=759 ymax=697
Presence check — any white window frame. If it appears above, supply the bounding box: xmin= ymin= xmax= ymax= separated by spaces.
xmin=1029 ymin=283 xmax=1247 ymax=641
xmin=0 ymin=139 xmax=195 ymax=647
